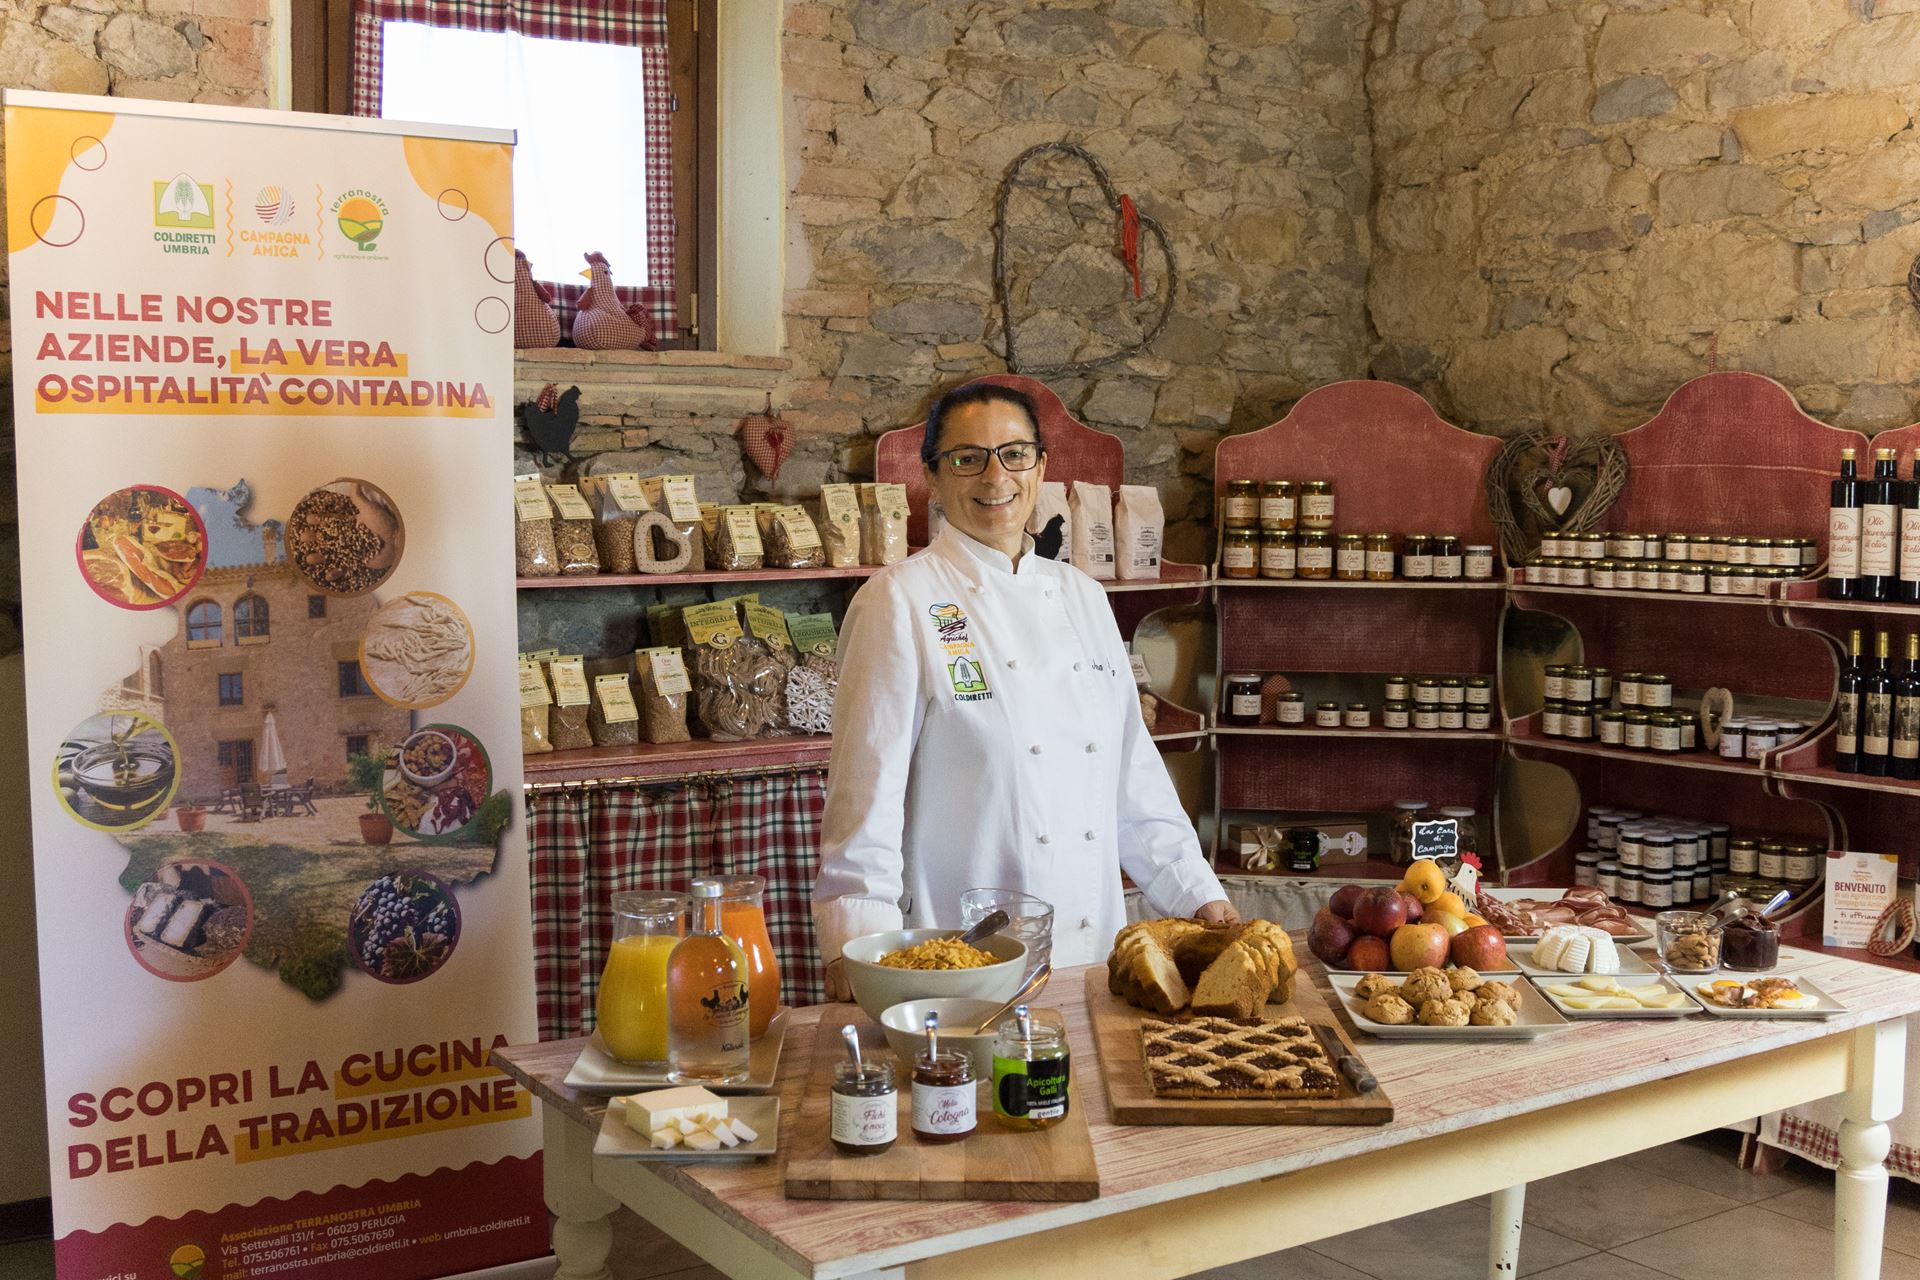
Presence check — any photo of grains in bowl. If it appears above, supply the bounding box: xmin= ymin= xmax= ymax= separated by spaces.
xmin=358 ymin=591 xmax=473 ymax=708
xmin=380 ymin=725 xmax=491 ymax=840
xmin=286 ymin=477 xmax=404 ymax=596
xmin=125 ymin=860 xmax=252 ymax=982
xmin=348 ymin=871 xmax=460 ymax=983
xmin=54 ymin=710 xmax=180 ymax=832
xmin=76 ymin=485 xmax=207 ymax=609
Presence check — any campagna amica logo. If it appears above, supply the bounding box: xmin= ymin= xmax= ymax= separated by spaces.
xmin=331 ymin=188 xmax=388 ymax=251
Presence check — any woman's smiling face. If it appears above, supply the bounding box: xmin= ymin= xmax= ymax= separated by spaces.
xmin=925 ymin=397 xmax=1047 ymax=556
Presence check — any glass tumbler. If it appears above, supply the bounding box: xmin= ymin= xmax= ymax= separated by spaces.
xmin=1654 ymin=910 xmax=1722 ymax=974
xmin=596 ymin=892 xmax=685 ymax=1065
xmin=718 ymin=874 xmax=781 ymax=1039
xmin=959 ymin=887 xmax=1054 ymax=981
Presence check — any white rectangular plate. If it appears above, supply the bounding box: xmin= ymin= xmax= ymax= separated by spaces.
xmin=594 ymin=1094 xmax=779 ymax=1160
xmin=1328 ymin=974 xmax=1571 ymax=1040
xmin=1502 ymin=930 xmax=1652 ymax=945
xmin=1684 ymin=975 xmax=1846 ymax=1020
xmin=1507 ymin=941 xmax=1658 ymax=978
xmin=565 ymin=1008 xmax=789 ymax=1095
xmin=1325 ymin=959 xmax=1522 ymax=977
xmin=1533 ymin=974 xmax=1697 ymax=1020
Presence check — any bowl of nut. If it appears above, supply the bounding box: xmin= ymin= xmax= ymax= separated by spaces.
xmin=1655 ymin=910 xmax=1722 ymax=973
xmin=397 ymin=728 xmax=458 ymax=789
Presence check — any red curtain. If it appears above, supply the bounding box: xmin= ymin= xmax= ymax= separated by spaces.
xmin=349 ymin=0 xmax=678 ymax=337
xmin=528 ymin=770 xmax=828 ymax=1041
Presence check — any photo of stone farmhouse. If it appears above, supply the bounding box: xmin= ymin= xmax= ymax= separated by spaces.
xmin=108 ymin=481 xmax=410 ymax=804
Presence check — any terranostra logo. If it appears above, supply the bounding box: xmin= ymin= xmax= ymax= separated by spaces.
xmin=152 ymin=173 xmax=215 ymax=256
xmin=253 ymin=184 xmax=294 ymax=225
xmin=332 ymin=188 xmax=388 ymax=252
xmin=168 ymin=1243 xmax=206 ymax=1279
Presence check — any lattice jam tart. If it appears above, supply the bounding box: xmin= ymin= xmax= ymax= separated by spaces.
xmin=1141 ymin=1015 xmax=1341 ymax=1099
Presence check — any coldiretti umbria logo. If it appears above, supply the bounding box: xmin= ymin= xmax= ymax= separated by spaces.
xmin=153 ymin=174 xmax=216 ymax=255
xmin=332 ymin=189 xmax=388 ymax=251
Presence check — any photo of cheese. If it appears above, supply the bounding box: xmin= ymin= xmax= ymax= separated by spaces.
xmin=124 ymin=860 xmax=252 ymax=981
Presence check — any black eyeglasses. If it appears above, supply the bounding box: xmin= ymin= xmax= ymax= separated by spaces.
xmin=937 ymin=441 xmax=1042 ymax=476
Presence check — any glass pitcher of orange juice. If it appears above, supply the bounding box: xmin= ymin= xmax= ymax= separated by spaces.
xmin=596 ymin=892 xmax=685 ymax=1064
xmin=718 ymin=876 xmax=780 ymax=1039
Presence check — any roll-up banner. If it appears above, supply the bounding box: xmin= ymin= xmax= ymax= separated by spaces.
xmin=5 ymin=91 xmax=546 ymax=1279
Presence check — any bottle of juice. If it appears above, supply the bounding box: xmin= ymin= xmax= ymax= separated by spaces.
xmin=668 ymin=879 xmax=750 ymax=1084
xmin=595 ymin=892 xmax=684 ymax=1065
xmin=719 ymin=875 xmax=781 ymax=1039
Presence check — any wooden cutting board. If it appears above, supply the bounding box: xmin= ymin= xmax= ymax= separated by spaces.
xmin=783 ymin=1011 xmax=1099 ymax=1202
xmin=1085 ymin=965 xmax=1394 ymax=1126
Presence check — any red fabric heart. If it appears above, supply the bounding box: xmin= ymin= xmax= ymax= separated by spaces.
xmin=738 ymin=412 xmax=794 ymax=483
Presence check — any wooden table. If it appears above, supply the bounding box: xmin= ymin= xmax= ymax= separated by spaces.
xmin=494 ymin=947 xmax=1920 ymax=1280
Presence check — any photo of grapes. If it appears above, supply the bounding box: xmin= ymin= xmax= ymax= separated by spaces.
xmin=348 ymin=871 xmax=460 ymax=983
xmin=76 ymin=485 xmax=207 ymax=609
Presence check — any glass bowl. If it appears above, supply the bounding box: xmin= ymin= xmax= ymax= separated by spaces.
xmin=1655 ymin=910 xmax=1723 ymax=973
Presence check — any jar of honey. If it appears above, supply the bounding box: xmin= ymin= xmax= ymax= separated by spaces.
xmin=991 ymin=1008 xmax=1069 ymax=1129
xmin=1365 ymin=533 xmax=1396 ymax=581
xmin=1336 ymin=534 xmax=1367 ymax=581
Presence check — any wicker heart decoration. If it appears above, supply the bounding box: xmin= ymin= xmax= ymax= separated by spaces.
xmin=737 ymin=410 xmax=794 ymax=484
xmin=993 ymin=140 xmax=1179 ymax=376
xmin=1486 ymin=427 xmax=1629 ymax=564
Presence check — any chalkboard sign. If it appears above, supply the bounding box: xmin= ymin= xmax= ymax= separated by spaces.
xmin=1411 ymin=819 xmax=1459 ymax=863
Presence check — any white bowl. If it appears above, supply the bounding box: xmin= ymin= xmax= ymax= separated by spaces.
xmin=878 ymin=998 xmax=1010 ymax=1077
xmin=397 ymin=729 xmax=457 ymax=788
xmin=839 ymin=928 xmax=1027 ymax=1022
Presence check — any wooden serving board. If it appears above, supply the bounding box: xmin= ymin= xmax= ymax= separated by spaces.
xmin=1085 ymin=966 xmax=1394 ymax=1126
xmin=782 ymin=1011 xmax=1099 ymax=1202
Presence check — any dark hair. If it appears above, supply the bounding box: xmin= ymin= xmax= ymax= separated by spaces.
xmin=921 ymin=383 xmax=1046 ymax=468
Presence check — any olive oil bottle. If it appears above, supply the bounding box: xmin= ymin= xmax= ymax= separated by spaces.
xmin=1836 ymin=629 xmax=1865 ymax=774
xmin=1862 ymin=631 xmax=1895 ymax=778
xmin=1893 ymin=633 xmax=1920 ymax=783
xmin=1829 ymin=448 xmax=1862 ymax=600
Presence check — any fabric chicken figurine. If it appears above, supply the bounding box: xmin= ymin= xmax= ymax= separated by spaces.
xmin=573 ymin=251 xmax=655 ymax=351
xmin=513 ymin=250 xmax=562 ymax=348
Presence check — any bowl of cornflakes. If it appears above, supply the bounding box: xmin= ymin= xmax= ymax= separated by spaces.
xmin=839 ymin=928 xmax=1027 ymax=1021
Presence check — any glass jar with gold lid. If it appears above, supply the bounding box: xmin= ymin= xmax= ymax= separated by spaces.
xmin=1297 ymin=529 xmax=1333 ymax=580
xmin=1222 ymin=526 xmax=1259 ymax=579
xmin=1222 ymin=480 xmax=1259 ymax=529
xmin=1336 ymin=534 xmax=1366 ymax=581
xmin=1259 ymin=530 xmax=1296 ymax=579
xmin=1365 ymin=533 xmax=1396 ymax=582
xmin=1299 ymin=480 xmax=1335 ymax=530
xmin=1258 ymin=480 xmax=1296 ymax=531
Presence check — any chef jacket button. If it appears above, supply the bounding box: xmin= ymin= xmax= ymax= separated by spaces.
xmin=1080 ymin=916 xmax=1093 ymax=929
xmin=1084 ymin=830 xmax=1097 ymax=841
xmin=1073 ymin=661 xmax=1083 ymax=671
xmin=1085 ymin=742 xmax=1098 ymax=753
xmin=1037 ymin=834 xmax=1050 ymax=845
xmin=1007 ymin=658 xmax=1018 ymax=668
xmin=1030 ymin=744 xmax=1043 ymax=755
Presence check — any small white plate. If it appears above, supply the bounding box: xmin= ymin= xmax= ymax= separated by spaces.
xmin=565 ymin=1008 xmax=789 ymax=1095
xmin=1328 ymin=974 xmax=1571 ymax=1040
xmin=1507 ymin=941 xmax=1658 ymax=979
xmin=1534 ymin=974 xmax=1697 ymax=1020
xmin=1502 ymin=930 xmax=1652 ymax=946
xmin=594 ymin=1094 xmax=778 ymax=1160
xmin=1684 ymin=975 xmax=1846 ymax=1019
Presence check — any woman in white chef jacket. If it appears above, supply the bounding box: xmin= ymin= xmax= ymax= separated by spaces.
xmin=813 ymin=382 xmax=1235 ymax=998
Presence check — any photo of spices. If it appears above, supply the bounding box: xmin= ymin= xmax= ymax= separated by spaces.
xmin=125 ymin=860 xmax=252 ymax=981
xmin=359 ymin=591 xmax=473 ymax=708
xmin=348 ymin=871 xmax=460 ymax=983
xmin=286 ymin=477 xmax=404 ymax=596
xmin=55 ymin=710 xmax=179 ymax=832
xmin=380 ymin=724 xmax=491 ymax=839
xmin=76 ymin=485 xmax=207 ymax=609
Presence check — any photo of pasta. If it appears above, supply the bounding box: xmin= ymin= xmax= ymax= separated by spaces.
xmin=76 ymin=485 xmax=207 ymax=609
xmin=125 ymin=860 xmax=252 ymax=982
xmin=359 ymin=591 xmax=474 ymax=708
xmin=380 ymin=724 xmax=491 ymax=840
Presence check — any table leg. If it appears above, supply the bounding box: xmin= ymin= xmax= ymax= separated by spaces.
xmin=544 ymin=1106 xmax=619 ymax=1280
xmin=1836 ymin=1019 xmax=1906 ymax=1280
xmin=1488 ymin=1184 xmax=1525 ymax=1278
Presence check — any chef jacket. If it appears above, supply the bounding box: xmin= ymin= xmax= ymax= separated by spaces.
xmin=813 ymin=523 xmax=1225 ymax=970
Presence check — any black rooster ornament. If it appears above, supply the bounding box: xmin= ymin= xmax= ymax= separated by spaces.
xmin=523 ymin=383 xmax=580 ymax=464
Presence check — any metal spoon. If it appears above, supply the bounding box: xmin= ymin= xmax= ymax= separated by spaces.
xmin=972 ymin=961 xmax=1053 ymax=1034
xmin=840 ymin=1023 xmax=864 ymax=1075
xmin=955 ymin=909 xmax=1010 ymax=948
xmin=1754 ymin=888 xmax=1792 ymax=919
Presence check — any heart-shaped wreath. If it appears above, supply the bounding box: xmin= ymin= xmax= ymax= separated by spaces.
xmin=993 ymin=141 xmax=1179 ymax=376
xmin=1485 ymin=426 xmax=1629 ymax=564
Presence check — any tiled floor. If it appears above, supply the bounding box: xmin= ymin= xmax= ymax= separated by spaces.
xmin=4 ymin=1134 xmax=1918 ymax=1280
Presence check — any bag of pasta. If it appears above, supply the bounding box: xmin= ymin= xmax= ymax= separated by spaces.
xmin=743 ymin=603 xmax=799 ymax=732
xmin=633 ymin=647 xmax=693 ymax=744
xmin=764 ymin=504 xmax=825 ymax=569
xmin=589 ymin=671 xmax=643 ymax=747
xmin=545 ymin=484 xmax=602 ymax=576
xmin=518 ymin=657 xmax=554 ymax=754
xmin=514 ymin=475 xmax=559 ymax=577
xmin=817 ymin=484 xmax=861 ymax=567
xmin=783 ymin=613 xmax=839 ymax=735
xmin=641 ymin=474 xmax=708 ymax=571
xmin=684 ymin=601 xmax=785 ymax=741
xmin=588 ymin=473 xmax=649 ymax=575
xmin=713 ymin=505 xmax=766 ymax=572
xmin=858 ymin=482 xmax=909 ymax=566
xmin=545 ymin=654 xmax=596 ymax=749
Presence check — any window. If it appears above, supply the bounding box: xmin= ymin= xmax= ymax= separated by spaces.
xmin=346 ymin=734 xmax=370 ymax=762
xmin=338 ymin=661 xmax=374 ymax=698
xmin=218 ymin=740 xmax=254 ymax=780
xmin=147 ymin=651 xmax=163 ymax=699
xmin=235 ymin=593 xmax=270 ymax=643
xmin=218 ymin=673 xmax=245 ymax=706
xmin=309 ymin=595 xmax=327 ymax=619
xmin=186 ymin=600 xmax=222 ymax=647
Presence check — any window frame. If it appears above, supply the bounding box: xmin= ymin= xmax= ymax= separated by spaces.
xmin=217 ymin=672 xmax=245 ymax=707
xmin=308 ymin=595 xmax=328 ymax=619
xmin=186 ymin=599 xmax=223 ymax=649
xmin=235 ymin=592 xmax=271 ymax=646
xmin=338 ymin=660 xmax=375 ymax=699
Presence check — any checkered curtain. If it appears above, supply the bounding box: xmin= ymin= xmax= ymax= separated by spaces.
xmin=528 ymin=770 xmax=829 ymax=1042
xmin=350 ymin=0 xmax=678 ymax=338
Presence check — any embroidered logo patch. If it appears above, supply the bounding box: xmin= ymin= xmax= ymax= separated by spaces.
xmin=929 ymin=602 xmax=992 ymax=701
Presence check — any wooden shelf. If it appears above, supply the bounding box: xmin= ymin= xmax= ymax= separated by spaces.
xmin=1772 ymin=762 xmax=1920 ymax=798
xmin=1507 ymin=722 xmax=1771 ymax=780
xmin=1508 ymin=581 xmax=1775 ymax=608
xmin=517 ymin=565 xmax=881 ymax=590
xmin=1215 ymin=726 xmax=1503 ymax=742
xmin=522 ymin=735 xmax=833 ymax=785
xmin=1212 ymin=576 xmax=1503 ymax=591
xmin=1214 ymin=860 xmax=1409 ymax=882
xmin=1101 ymin=562 xmax=1208 ymax=592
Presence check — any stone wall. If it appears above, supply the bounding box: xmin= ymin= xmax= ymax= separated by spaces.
xmin=1367 ymin=0 xmax=1920 ymax=436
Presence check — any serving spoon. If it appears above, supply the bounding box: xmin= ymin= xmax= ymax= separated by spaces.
xmin=972 ymin=962 xmax=1052 ymax=1034
xmin=954 ymin=909 xmax=1010 ymax=948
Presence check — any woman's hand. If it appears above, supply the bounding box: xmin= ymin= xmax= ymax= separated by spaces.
xmin=1195 ymin=899 xmax=1240 ymax=926
xmin=824 ymin=957 xmax=853 ymax=1002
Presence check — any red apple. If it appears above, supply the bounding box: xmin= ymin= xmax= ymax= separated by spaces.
xmin=1389 ymin=922 xmax=1453 ymax=972
xmin=1308 ymin=908 xmax=1357 ymax=966
xmin=1346 ymin=936 xmax=1390 ymax=972
xmin=1451 ymin=925 xmax=1509 ymax=972
xmin=1329 ymin=883 xmax=1367 ymax=920
xmin=1397 ymin=890 xmax=1424 ymax=923
xmin=1352 ymin=886 xmax=1410 ymax=939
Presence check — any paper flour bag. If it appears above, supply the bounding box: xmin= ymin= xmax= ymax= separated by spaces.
xmin=1069 ymin=481 xmax=1116 ymax=580
xmin=1114 ymin=484 xmax=1164 ymax=580
xmin=1027 ymin=481 xmax=1071 ymax=561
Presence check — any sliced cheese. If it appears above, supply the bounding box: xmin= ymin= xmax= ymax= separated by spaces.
xmin=621 ymin=1085 xmax=727 ymax=1136
xmin=683 ymin=1129 xmax=722 ymax=1151
xmin=728 ymin=1118 xmax=758 ymax=1143
xmin=708 ymin=1117 xmax=740 ymax=1148
xmin=649 ymin=1129 xmax=681 ymax=1150
xmin=1587 ymin=932 xmax=1621 ymax=975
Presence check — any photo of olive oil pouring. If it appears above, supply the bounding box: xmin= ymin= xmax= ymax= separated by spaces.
xmin=54 ymin=710 xmax=180 ymax=832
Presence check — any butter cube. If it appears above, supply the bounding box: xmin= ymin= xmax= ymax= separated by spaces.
xmin=649 ymin=1129 xmax=681 ymax=1150
xmin=621 ymin=1085 xmax=727 ymax=1137
xmin=708 ymin=1117 xmax=740 ymax=1148
xmin=683 ymin=1129 xmax=721 ymax=1151
xmin=728 ymin=1118 xmax=758 ymax=1143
